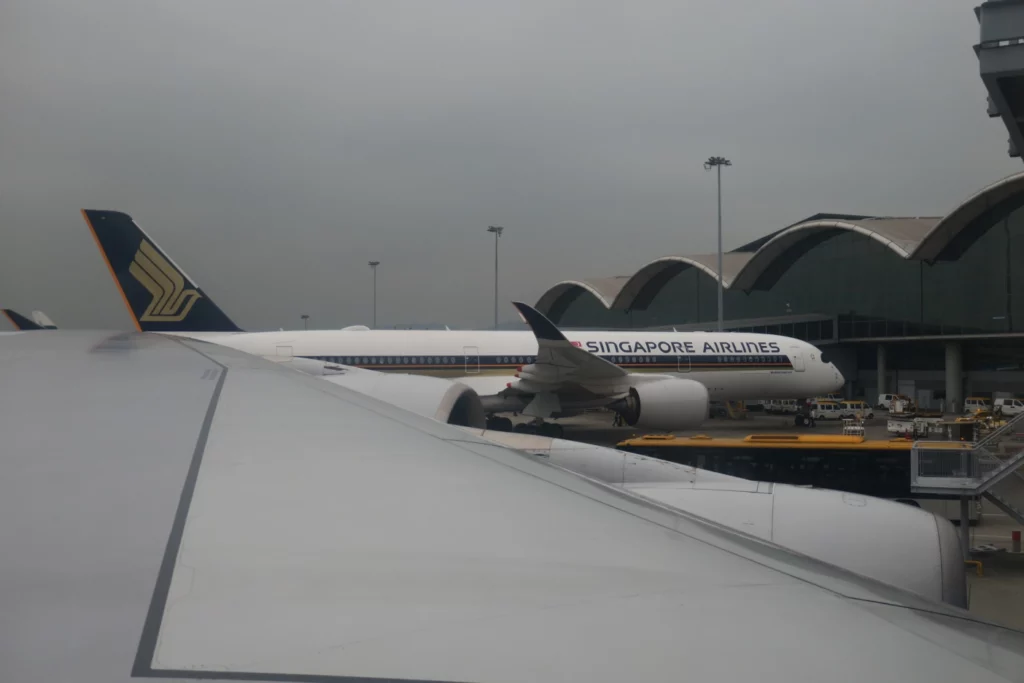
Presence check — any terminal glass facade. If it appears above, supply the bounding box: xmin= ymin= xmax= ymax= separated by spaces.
xmin=555 ymin=204 xmax=1024 ymax=339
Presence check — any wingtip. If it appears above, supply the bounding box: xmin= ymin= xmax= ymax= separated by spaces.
xmin=511 ymin=300 xmax=566 ymax=342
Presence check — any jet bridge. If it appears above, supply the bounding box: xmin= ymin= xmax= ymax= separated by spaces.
xmin=911 ymin=411 xmax=1024 ymax=556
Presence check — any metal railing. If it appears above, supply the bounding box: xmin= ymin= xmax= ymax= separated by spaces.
xmin=973 ymin=410 xmax=1024 ymax=450
xmin=911 ymin=412 xmax=1024 ymax=494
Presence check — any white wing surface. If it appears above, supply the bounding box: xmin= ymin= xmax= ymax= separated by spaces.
xmin=1 ymin=331 xmax=1023 ymax=683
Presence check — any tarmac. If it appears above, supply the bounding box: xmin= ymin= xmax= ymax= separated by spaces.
xmin=542 ymin=410 xmax=1024 ymax=631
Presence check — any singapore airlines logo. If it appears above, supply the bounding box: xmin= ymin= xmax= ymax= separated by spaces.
xmin=128 ymin=240 xmax=202 ymax=322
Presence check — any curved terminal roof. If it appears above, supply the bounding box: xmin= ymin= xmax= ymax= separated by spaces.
xmin=610 ymin=252 xmax=754 ymax=311
xmin=728 ymin=218 xmax=940 ymax=292
xmin=534 ymin=276 xmax=632 ymax=321
xmin=536 ymin=170 xmax=1024 ymax=315
xmin=912 ymin=171 xmax=1024 ymax=261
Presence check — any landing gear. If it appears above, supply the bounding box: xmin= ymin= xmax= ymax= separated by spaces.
xmin=486 ymin=416 xmax=514 ymax=431
xmin=538 ymin=422 xmax=564 ymax=438
xmin=510 ymin=420 xmax=563 ymax=437
xmin=795 ymin=414 xmax=816 ymax=428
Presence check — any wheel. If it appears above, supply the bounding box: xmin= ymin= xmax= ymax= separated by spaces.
xmin=539 ymin=422 xmax=564 ymax=438
xmin=487 ymin=416 xmax=514 ymax=431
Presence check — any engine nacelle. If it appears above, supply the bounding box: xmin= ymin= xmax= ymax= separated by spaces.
xmin=612 ymin=379 xmax=709 ymax=431
xmin=465 ymin=429 xmax=967 ymax=608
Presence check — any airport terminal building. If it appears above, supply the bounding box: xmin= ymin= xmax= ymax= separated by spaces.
xmin=534 ymin=171 xmax=1024 ymax=411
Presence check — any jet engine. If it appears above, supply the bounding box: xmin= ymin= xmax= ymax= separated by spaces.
xmin=267 ymin=357 xmax=487 ymax=428
xmin=469 ymin=430 xmax=967 ymax=608
xmin=611 ymin=379 xmax=709 ymax=431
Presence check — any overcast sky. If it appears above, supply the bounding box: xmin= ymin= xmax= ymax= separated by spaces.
xmin=0 ymin=0 xmax=1018 ymax=331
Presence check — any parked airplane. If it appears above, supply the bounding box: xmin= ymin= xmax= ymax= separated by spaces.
xmin=83 ymin=209 xmax=843 ymax=434
xmin=1 ymin=309 xmax=58 ymax=331
xmin=2 ymin=309 xmax=41 ymax=330
xmin=2 ymin=328 xmax=1021 ymax=682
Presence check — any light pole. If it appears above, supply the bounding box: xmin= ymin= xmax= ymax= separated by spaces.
xmin=368 ymin=261 xmax=380 ymax=328
xmin=301 ymin=314 xmax=310 ymax=330
xmin=703 ymin=156 xmax=732 ymax=331
xmin=486 ymin=226 xmax=504 ymax=329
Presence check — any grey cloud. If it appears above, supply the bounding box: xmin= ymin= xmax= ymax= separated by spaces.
xmin=0 ymin=0 xmax=1018 ymax=330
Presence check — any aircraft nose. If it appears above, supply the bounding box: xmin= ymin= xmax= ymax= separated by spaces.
xmin=830 ymin=363 xmax=844 ymax=389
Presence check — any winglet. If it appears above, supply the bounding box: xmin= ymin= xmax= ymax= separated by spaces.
xmin=2 ymin=309 xmax=43 ymax=331
xmin=512 ymin=301 xmax=567 ymax=342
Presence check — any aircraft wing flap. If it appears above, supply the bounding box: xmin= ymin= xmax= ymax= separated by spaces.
xmin=3 ymin=330 xmax=1023 ymax=682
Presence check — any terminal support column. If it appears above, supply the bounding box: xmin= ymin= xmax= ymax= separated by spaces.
xmin=876 ymin=345 xmax=887 ymax=401
xmin=945 ymin=342 xmax=963 ymax=415
xmin=960 ymin=497 xmax=971 ymax=560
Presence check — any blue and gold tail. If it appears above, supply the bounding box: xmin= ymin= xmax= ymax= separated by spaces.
xmin=2 ymin=309 xmax=43 ymax=330
xmin=82 ymin=210 xmax=242 ymax=333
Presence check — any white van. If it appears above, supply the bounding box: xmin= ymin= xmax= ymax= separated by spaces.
xmin=839 ymin=400 xmax=875 ymax=419
xmin=767 ymin=399 xmax=799 ymax=415
xmin=811 ymin=400 xmax=842 ymax=420
xmin=963 ymin=397 xmax=992 ymax=414
xmin=994 ymin=398 xmax=1024 ymax=416
xmin=877 ymin=393 xmax=899 ymax=410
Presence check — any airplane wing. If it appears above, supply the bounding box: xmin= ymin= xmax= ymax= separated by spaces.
xmin=511 ymin=300 xmax=628 ymax=386
xmin=2 ymin=330 xmax=1024 ymax=683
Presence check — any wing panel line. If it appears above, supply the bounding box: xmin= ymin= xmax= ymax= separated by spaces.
xmin=131 ymin=345 xmax=228 ymax=678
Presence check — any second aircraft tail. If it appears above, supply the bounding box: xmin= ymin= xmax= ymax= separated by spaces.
xmin=2 ymin=309 xmax=43 ymax=330
xmin=81 ymin=210 xmax=242 ymax=333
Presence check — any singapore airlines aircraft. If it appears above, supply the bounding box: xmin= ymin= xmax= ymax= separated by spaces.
xmin=1 ymin=328 xmax=1021 ymax=682
xmin=82 ymin=209 xmax=843 ymax=434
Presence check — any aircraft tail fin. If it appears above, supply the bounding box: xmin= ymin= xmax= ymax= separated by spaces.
xmin=2 ymin=309 xmax=43 ymax=330
xmin=31 ymin=310 xmax=58 ymax=329
xmin=81 ymin=210 xmax=243 ymax=333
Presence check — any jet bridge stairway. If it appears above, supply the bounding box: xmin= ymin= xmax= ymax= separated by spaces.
xmin=911 ymin=412 xmax=1024 ymax=550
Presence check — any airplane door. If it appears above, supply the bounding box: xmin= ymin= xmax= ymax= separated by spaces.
xmin=677 ymin=355 xmax=690 ymax=372
xmin=464 ymin=346 xmax=480 ymax=374
xmin=276 ymin=345 xmax=293 ymax=359
xmin=790 ymin=347 xmax=805 ymax=372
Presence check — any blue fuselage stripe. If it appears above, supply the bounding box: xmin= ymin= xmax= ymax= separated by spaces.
xmin=300 ymin=353 xmax=794 ymax=371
